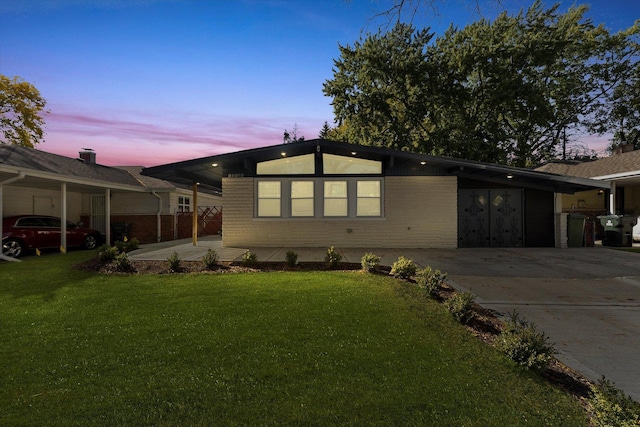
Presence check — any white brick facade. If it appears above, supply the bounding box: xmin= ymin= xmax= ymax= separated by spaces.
xmin=222 ymin=176 xmax=458 ymax=248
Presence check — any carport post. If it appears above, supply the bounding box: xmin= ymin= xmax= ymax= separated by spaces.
xmin=192 ymin=183 xmax=198 ymax=246
xmin=609 ymin=181 xmax=616 ymax=214
xmin=105 ymin=188 xmax=111 ymax=246
xmin=0 ymin=172 xmax=25 ymax=262
xmin=61 ymin=182 xmax=67 ymax=253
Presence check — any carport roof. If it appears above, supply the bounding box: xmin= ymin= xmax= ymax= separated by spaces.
xmin=142 ymin=139 xmax=607 ymax=194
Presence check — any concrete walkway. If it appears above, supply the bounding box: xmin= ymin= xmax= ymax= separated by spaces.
xmin=129 ymin=237 xmax=640 ymax=401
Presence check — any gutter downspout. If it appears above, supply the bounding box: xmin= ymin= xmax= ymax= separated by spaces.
xmin=152 ymin=191 xmax=162 ymax=243
xmin=1 ymin=172 xmax=26 ymax=262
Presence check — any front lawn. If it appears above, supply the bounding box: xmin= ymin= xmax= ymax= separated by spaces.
xmin=0 ymin=252 xmax=587 ymax=426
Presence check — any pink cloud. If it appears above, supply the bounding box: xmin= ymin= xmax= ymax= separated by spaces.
xmin=38 ymin=106 xmax=325 ymax=166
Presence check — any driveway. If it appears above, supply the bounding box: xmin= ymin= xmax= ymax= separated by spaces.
xmin=130 ymin=239 xmax=640 ymax=401
xmin=410 ymin=247 xmax=640 ymax=402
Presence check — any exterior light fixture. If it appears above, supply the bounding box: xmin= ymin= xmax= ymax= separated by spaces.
xmin=506 ymin=174 xmax=514 ymax=179
xmin=351 ymin=151 xmax=357 ymax=155
xmin=281 ymin=152 xmax=286 ymax=157
xmin=420 ymin=161 xmax=426 ymax=165
xmin=211 ymin=163 xmax=218 ymax=167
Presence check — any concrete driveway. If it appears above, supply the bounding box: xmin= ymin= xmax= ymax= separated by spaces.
xmin=408 ymin=247 xmax=640 ymax=402
xmin=130 ymin=238 xmax=640 ymax=401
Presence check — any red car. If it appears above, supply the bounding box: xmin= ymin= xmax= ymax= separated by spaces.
xmin=2 ymin=215 xmax=102 ymax=258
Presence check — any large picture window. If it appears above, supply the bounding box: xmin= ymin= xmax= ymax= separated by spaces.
xmin=257 ymin=181 xmax=281 ymax=217
xmin=357 ymin=181 xmax=381 ymax=216
xmin=291 ymin=181 xmax=314 ymax=217
xmin=324 ymin=181 xmax=348 ymax=217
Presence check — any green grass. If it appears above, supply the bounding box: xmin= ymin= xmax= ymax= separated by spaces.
xmin=0 ymin=252 xmax=587 ymax=426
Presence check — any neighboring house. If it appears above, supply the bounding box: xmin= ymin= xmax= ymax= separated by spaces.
xmin=537 ymin=145 xmax=640 ymax=241
xmin=142 ymin=139 xmax=606 ymax=249
xmin=538 ymin=145 xmax=640 ymax=216
xmin=0 ymin=145 xmax=222 ymax=248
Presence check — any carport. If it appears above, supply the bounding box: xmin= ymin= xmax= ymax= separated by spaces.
xmin=0 ymin=146 xmax=146 ymax=261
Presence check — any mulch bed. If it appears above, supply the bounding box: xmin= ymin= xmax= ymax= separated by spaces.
xmin=76 ymin=257 xmax=594 ymax=405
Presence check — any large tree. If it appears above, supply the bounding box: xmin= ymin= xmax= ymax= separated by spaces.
xmin=323 ymin=23 xmax=436 ymax=151
xmin=0 ymin=75 xmax=47 ymax=148
xmin=324 ymin=1 xmax=639 ymax=166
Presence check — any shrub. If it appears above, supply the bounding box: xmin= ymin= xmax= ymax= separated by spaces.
xmin=202 ymin=249 xmax=219 ymax=270
xmin=390 ymin=256 xmax=417 ymax=279
xmin=167 ymin=251 xmax=182 ymax=272
xmin=285 ymin=250 xmax=298 ymax=267
xmin=361 ymin=252 xmax=380 ymax=273
xmin=242 ymin=250 xmax=257 ymax=267
xmin=325 ymin=246 xmax=342 ymax=269
xmin=125 ymin=237 xmax=139 ymax=252
xmin=98 ymin=245 xmax=119 ymax=263
xmin=589 ymin=377 xmax=640 ymax=427
xmin=495 ymin=311 xmax=556 ymax=371
xmin=114 ymin=252 xmax=133 ymax=272
xmin=114 ymin=240 xmax=127 ymax=253
xmin=416 ymin=266 xmax=447 ymax=296
xmin=444 ymin=291 xmax=476 ymax=324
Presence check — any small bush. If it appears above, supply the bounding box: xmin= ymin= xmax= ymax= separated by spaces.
xmin=125 ymin=237 xmax=139 ymax=252
xmin=202 ymin=249 xmax=219 ymax=270
xmin=114 ymin=252 xmax=133 ymax=272
xmin=285 ymin=250 xmax=298 ymax=267
xmin=114 ymin=240 xmax=127 ymax=253
xmin=444 ymin=291 xmax=476 ymax=324
xmin=361 ymin=252 xmax=380 ymax=273
xmin=325 ymin=246 xmax=342 ymax=269
xmin=390 ymin=256 xmax=417 ymax=279
xmin=416 ymin=266 xmax=447 ymax=296
xmin=242 ymin=250 xmax=257 ymax=267
xmin=495 ymin=311 xmax=556 ymax=371
xmin=589 ymin=377 xmax=640 ymax=427
xmin=167 ymin=251 xmax=182 ymax=272
xmin=98 ymin=245 xmax=119 ymax=263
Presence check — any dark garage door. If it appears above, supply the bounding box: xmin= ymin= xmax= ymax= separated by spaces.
xmin=458 ymin=189 xmax=523 ymax=248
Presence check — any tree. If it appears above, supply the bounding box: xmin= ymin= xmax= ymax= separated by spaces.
xmin=589 ymin=33 xmax=640 ymax=152
xmin=324 ymin=2 xmax=639 ymax=166
xmin=323 ymin=23 xmax=435 ymax=152
xmin=283 ymin=123 xmax=305 ymax=143
xmin=0 ymin=75 xmax=47 ymax=148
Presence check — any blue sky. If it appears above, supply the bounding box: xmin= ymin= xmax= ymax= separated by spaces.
xmin=1 ymin=0 xmax=638 ymax=166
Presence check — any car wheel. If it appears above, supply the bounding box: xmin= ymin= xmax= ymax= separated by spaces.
xmin=2 ymin=238 xmax=24 ymax=258
xmin=84 ymin=235 xmax=98 ymax=250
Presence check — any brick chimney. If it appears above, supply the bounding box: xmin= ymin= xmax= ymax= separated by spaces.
xmin=79 ymin=148 xmax=96 ymax=164
xmin=613 ymin=144 xmax=635 ymax=155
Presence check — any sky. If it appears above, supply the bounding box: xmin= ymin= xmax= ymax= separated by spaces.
xmin=1 ymin=0 xmax=638 ymax=167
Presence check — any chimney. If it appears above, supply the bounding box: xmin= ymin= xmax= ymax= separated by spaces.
xmin=79 ymin=148 xmax=96 ymax=164
xmin=613 ymin=144 xmax=635 ymax=155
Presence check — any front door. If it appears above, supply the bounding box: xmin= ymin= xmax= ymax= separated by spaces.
xmin=458 ymin=189 xmax=523 ymax=247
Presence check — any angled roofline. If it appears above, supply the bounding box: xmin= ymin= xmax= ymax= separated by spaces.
xmin=142 ymin=139 xmax=608 ymax=194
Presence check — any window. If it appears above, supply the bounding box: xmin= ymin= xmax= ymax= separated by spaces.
xmin=257 ymin=154 xmax=315 ymax=175
xmin=357 ymin=181 xmax=381 ymax=216
xmin=324 ymin=181 xmax=348 ymax=217
xmin=255 ymin=178 xmax=383 ymax=219
xmin=323 ymin=153 xmax=382 ymax=174
xmin=257 ymin=181 xmax=281 ymax=217
xmin=178 ymin=196 xmax=191 ymax=212
xmin=291 ymin=181 xmax=314 ymax=217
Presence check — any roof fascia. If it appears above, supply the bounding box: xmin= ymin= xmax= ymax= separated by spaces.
xmin=0 ymin=165 xmax=146 ymax=192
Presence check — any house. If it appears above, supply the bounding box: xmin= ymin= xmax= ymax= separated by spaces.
xmin=0 ymin=145 xmax=222 ymax=249
xmin=142 ymin=139 xmax=606 ymax=249
xmin=537 ymin=145 xmax=640 ymax=241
